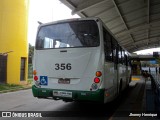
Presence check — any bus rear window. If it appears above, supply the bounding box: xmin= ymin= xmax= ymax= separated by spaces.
xmin=36 ymin=20 xmax=100 ymax=49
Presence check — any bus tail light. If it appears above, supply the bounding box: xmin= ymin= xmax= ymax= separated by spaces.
xmin=96 ymin=71 xmax=102 ymax=77
xmin=33 ymin=70 xmax=37 ymax=75
xmin=34 ymin=76 xmax=38 ymax=81
xmin=94 ymin=77 xmax=100 ymax=83
xmin=105 ymin=93 xmax=110 ymax=97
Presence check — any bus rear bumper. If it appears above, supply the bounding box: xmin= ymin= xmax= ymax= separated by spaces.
xmin=32 ymin=85 xmax=104 ymax=103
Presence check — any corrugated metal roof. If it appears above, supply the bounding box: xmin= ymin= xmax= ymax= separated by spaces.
xmin=60 ymin=0 xmax=160 ymax=53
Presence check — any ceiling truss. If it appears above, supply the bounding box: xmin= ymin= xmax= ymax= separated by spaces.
xmin=60 ymin=0 xmax=160 ymax=53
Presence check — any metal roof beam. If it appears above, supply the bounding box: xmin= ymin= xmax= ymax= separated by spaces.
xmin=135 ymin=42 xmax=159 ymax=47
xmin=147 ymin=0 xmax=150 ymax=24
xmin=91 ymin=0 xmax=135 ymax=18
xmin=133 ymin=34 xmax=147 ymax=40
xmin=124 ymin=47 xmax=137 ymax=52
xmin=93 ymin=0 xmax=135 ymax=17
xmin=112 ymin=0 xmax=137 ymax=49
xmin=104 ymin=7 xmax=146 ymax=24
xmin=59 ymin=0 xmax=75 ymax=9
xmin=110 ymin=16 xmax=147 ymax=32
xmin=147 ymin=0 xmax=150 ymax=45
xmin=112 ymin=0 xmax=128 ymax=32
xmin=72 ymin=0 xmax=109 ymax=15
xmin=115 ymin=20 xmax=160 ymax=37
xmin=151 ymin=26 xmax=160 ymax=30
xmin=110 ymin=23 xmax=124 ymax=30
xmin=125 ymin=36 xmax=160 ymax=46
xmin=119 ymin=38 xmax=133 ymax=43
xmin=130 ymin=44 xmax=159 ymax=52
xmin=121 ymin=41 xmax=133 ymax=46
xmin=117 ymin=0 xmax=135 ymax=7
xmin=123 ymin=16 xmax=146 ymax=26
xmin=119 ymin=38 xmax=132 ymax=43
xmin=115 ymin=24 xmax=149 ymax=36
xmin=150 ymin=33 xmax=160 ymax=37
xmin=104 ymin=16 xmax=119 ymax=24
xmin=59 ymin=0 xmax=87 ymax=18
xmin=92 ymin=6 xmax=114 ymax=17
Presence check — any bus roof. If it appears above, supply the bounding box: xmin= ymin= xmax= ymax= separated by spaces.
xmin=38 ymin=17 xmax=101 ymax=28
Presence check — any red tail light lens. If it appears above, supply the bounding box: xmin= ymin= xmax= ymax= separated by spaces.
xmin=34 ymin=76 xmax=38 ymax=81
xmin=94 ymin=77 xmax=100 ymax=83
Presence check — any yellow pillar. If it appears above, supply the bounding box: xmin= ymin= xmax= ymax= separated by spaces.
xmin=0 ymin=0 xmax=29 ymax=84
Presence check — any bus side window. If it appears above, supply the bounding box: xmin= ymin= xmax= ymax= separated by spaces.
xmin=103 ymin=27 xmax=113 ymax=62
xmin=112 ymin=38 xmax=118 ymax=64
xmin=125 ymin=54 xmax=128 ymax=66
xmin=118 ymin=46 xmax=122 ymax=64
xmin=116 ymin=45 xmax=119 ymax=64
xmin=122 ymin=49 xmax=125 ymax=65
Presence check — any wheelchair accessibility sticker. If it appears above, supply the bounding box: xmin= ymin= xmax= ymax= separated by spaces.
xmin=40 ymin=76 xmax=48 ymax=85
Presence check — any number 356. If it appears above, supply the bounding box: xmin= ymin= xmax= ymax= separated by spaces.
xmin=55 ymin=63 xmax=72 ymax=70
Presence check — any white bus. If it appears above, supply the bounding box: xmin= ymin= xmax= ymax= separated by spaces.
xmin=32 ymin=17 xmax=131 ymax=103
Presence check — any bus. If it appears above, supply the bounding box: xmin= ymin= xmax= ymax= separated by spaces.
xmin=32 ymin=17 xmax=131 ymax=103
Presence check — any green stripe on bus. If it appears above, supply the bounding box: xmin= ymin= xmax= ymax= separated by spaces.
xmin=32 ymin=85 xmax=104 ymax=103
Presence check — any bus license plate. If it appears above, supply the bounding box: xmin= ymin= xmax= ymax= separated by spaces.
xmin=58 ymin=78 xmax=70 ymax=84
xmin=53 ymin=91 xmax=72 ymax=98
